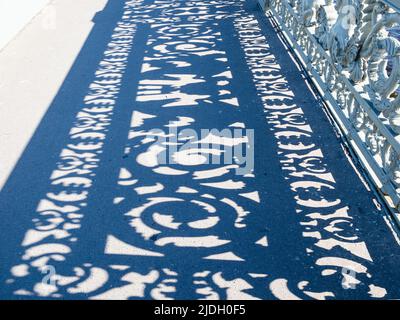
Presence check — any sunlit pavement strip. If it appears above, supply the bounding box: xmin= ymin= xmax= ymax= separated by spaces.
xmin=1 ymin=0 xmax=400 ymax=300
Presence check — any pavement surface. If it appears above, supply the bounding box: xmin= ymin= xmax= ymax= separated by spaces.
xmin=1 ymin=0 xmax=400 ymax=300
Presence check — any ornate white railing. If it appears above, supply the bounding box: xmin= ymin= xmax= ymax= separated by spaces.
xmin=260 ymin=0 xmax=400 ymax=223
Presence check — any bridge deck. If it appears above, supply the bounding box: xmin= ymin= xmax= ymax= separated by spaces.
xmin=1 ymin=0 xmax=400 ymax=299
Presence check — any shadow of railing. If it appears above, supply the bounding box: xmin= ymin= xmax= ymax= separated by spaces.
xmin=0 ymin=0 xmax=399 ymax=300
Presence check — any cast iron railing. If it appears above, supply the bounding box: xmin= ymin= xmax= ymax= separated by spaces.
xmin=260 ymin=0 xmax=400 ymax=224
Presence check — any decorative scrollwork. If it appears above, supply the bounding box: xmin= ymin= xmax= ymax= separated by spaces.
xmin=298 ymin=0 xmax=325 ymax=26
xmin=315 ymin=1 xmax=337 ymax=49
xmin=268 ymin=0 xmax=400 ymax=211
xmin=363 ymin=11 xmax=400 ymax=126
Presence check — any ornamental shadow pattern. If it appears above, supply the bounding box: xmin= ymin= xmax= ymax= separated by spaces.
xmin=0 ymin=0 xmax=400 ymax=299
